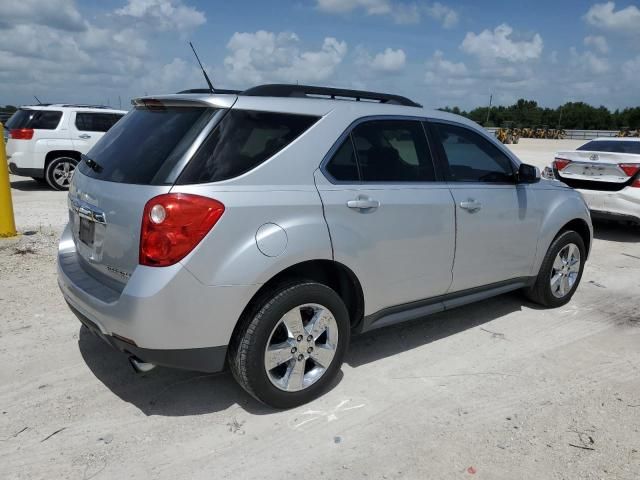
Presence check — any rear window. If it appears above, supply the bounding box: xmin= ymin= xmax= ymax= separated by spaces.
xmin=5 ymin=109 xmax=62 ymax=130
xmin=177 ymin=110 xmax=319 ymax=184
xmin=78 ymin=106 xmax=217 ymax=185
xmin=577 ymin=140 xmax=640 ymax=155
xmin=75 ymin=112 xmax=124 ymax=132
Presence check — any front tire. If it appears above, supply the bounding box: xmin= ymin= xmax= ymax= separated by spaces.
xmin=45 ymin=157 xmax=77 ymax=191
xmin=525 ymin=230 xmax=585 ymax=307
xmin=229 ymin=282 xmax=350 ymax=409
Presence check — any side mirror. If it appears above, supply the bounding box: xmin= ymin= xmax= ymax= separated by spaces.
xmin=517 ymin=163 xmax=541 ymax=184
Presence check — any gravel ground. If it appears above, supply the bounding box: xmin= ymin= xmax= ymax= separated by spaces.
xmin=1 ymin=139 xmax=639 ymax=479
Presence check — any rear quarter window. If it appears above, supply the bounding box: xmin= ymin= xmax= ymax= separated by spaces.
xmin=177 ymin=110 xmax=319 ymax=184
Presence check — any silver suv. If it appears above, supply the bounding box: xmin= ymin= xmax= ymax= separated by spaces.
xmin=58 ymin=85 xmax=592 ymax=408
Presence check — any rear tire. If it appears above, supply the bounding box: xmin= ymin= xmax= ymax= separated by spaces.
xmin=229 ymin=282 xmax=350 ymax=409
xmin=525 ymin=230 xmax=585 ymax=307
xmin=45 ymin=157 xmax=77 ymax=191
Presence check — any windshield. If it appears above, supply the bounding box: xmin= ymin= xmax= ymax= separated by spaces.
xmin=77 ymin=106 xmax=217 ymax=185
xmin=577 ymin=140 xmax=640 ymax=155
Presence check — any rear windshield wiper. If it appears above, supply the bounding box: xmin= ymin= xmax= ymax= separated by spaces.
xmin=82 ymin=154 xmax=103 ymax=173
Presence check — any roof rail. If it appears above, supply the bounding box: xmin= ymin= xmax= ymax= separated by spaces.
xmin=177 ymin=88 xmax=242 ymax=95
xmin=57 ymin=104 xmax=113 ymax=109
xmin=242 ymin=84 xmax=422 ymax=108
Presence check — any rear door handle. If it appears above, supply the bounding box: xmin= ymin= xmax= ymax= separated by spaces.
xmin=79 ymin=134 xmax=91 ymax=139
xmin=347 ymin=197 xmax=380 ymax=210
xmin=459 ymin=199 xmax=482 ymax=212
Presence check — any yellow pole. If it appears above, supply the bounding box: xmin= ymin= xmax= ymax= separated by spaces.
xmin=0 ymin=123 xmax=17 ymax=237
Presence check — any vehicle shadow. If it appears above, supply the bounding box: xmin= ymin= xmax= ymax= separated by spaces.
xmin=78 ymin=327 xmax=343 ymax=417
xmin=347 ymin=291 xmax=528 ymax=368
xmin=79 ymin=291 xmax=529 ymax=416
xmin=592 ymin=220 xmax=639 ymax=243
xmin=10 ymin=178 xmax=51 ymax=192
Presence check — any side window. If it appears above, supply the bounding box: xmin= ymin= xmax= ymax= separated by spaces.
xmin=325 ymin=137 xmax=359 ymax=182
xmin=178 ymin=110 xmax=319 ymax=184
xmin=76 ymin=113 xmax=122 ymax=132
xmin=30 ymin=111 xmax=62 ymax=130
xmin=352 ymin=120 xmax=435 ymax=182
xmin=433 ymin=123 xmax=515 ymax=183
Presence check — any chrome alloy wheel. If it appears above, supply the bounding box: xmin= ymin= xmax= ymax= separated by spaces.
xmin=550 ymin=243 xmax=581 ymax=298
xmin=264 ymin=303 xmax=339 ymax=392
xmin=52 ymin=160 xmax=76 ymax=188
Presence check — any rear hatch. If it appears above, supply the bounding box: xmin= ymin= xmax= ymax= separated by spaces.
xmin=67 ymin=95 xmax=235 ymax=289
xmin=4 ymin=108 xmax=63 ymax=157
xmin=554 ymin=143 xmax=640 ymax=191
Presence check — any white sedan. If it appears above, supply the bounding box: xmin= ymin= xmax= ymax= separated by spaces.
xmin=548 ymin=138 xmax=640 ymax=225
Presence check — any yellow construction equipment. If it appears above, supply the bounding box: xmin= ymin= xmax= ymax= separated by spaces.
xmin=0 ymin=123 xmax=17 ymax=237
xmin=616 ymin=128 xmax=640 ymax=137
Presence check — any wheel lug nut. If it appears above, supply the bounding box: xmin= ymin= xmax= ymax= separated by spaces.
xmin=297 ymin=354 xmax=304 ymax=361
xmin=307 ymin=347 xmax=313 ymax=353
xmin=297 ymin=335 xmax=303 ymax=342
xmin=291 ymin=347 xmax=297 ymax=354
xmin=307 ymin=335 xmax=313 ymax=342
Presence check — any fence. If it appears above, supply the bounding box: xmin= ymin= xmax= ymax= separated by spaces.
xmin=485 ymin=128 xmax=618 ymax=140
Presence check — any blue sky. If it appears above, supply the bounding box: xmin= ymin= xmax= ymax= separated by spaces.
xmin=1 ymin=0 xmax=639 ymax=110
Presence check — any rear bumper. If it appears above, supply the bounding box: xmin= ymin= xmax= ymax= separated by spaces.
xmin=57 ymin=224 xmax=259 ymax=372
xmin=69 ymin=301 xmax=228 ymax=371
xmin=578 ymin=187 xmax=640 ymax=224
xmin=8 ymin=162 xmax=44 ymax=178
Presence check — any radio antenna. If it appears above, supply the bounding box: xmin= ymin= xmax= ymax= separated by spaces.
xmin=189 ymin=41 xmax=215 ymax=93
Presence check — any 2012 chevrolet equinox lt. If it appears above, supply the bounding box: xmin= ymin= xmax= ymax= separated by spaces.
xmin=58 ymin=84 xmax=592 ymax=408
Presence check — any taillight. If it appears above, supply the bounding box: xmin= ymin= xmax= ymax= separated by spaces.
xmin=140 ymin=193 xmax=225 ymax=267
xmin=632 ymin=178 xmax=640 ymax=188
xmin=10 ymin=128 xmax=34 ymax=140
xmin=553 ymin=157 xmax=571 ymax=171
xmin=618 ymin=163 xmax=640 ymax=177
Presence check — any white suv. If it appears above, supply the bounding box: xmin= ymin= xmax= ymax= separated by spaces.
xmin=5 ymin=104 xmax=126 ymax=190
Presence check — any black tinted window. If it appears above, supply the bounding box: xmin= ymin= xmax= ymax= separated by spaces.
xmin=578 ymin=140 xmax=640 ymax=155
xmin=6 ymin=109 xmax=61 ymax=130
xmin=351 ymin=120 xmax=435 ymax=182
xmin=434 ymin=123 xmax=515 ymax=183
xmin=76 ymin=113 xmax=123 ymax=132
xmin=178 ymin=110 xmax=318 ymax=184
xmin=325 ymin=138 xmax=359 ymax=181
xmin=78 ymin=106 xmax=216 ymax=185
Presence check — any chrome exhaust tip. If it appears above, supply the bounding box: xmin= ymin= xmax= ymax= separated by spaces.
xmin=128 ymin=356 xmax=156 ymax=374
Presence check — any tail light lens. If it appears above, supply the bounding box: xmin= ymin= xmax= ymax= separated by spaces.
xmin=631 ymin=178 xmax=640 ymax=188
xmin=553 ymin=157 xmax=571 ymax=171
xmin=618 ymin=163 xmax=640 ymax=177
xmin=10 ymin=128 xmax=34 ymax=140
xmin=140 ymin=193 xmax=225 ymax=267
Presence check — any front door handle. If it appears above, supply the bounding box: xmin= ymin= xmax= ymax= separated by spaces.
xmin=347 ymin=197 xmax=380 ymax=210
xmin=79 ymin=134 xmax=91 ymax=139
xmin=459 ymin=199 xmax=482 ymax=212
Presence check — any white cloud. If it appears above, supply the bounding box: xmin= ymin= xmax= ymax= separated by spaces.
xmin=426 ymin=50 xmax=468 ymax=77
xmin=584 ymin=2 xmax=640 ymax=34
xmin=461 ymin=24 xmax=543 ymax=63
xmin=584 ymin=35 xmax=609 ymax=53
xmin=316 ymin=0 xmax=457 ymax=27
xmin=0 ymin=0 xmax=85 ymax=31
xmin=224 ymin=31 xmax=348 ymax=85
xmin=357 ymin=47 xmax=407 ymax=72
xmin=115 ymin=0 xmax=206 ymax=31
xmin=425 ymin=2 xmax=458 ymax=28
xmin=569 ymin=47 xmax=609 ymax=74
xmin=622 ymin=55 xmax=640 ymax=80
xmin=316 ymin=0 xmax=390 ymax=15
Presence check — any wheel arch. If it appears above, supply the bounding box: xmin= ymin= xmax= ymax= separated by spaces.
xmin=232 ymin=259 xmax=365 ymax=341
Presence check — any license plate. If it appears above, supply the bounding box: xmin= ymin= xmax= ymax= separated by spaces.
xmin=79 ymin=217 xmax=95 ymax=247
xmin=581 ymin=166 xmax=605 ymax=176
